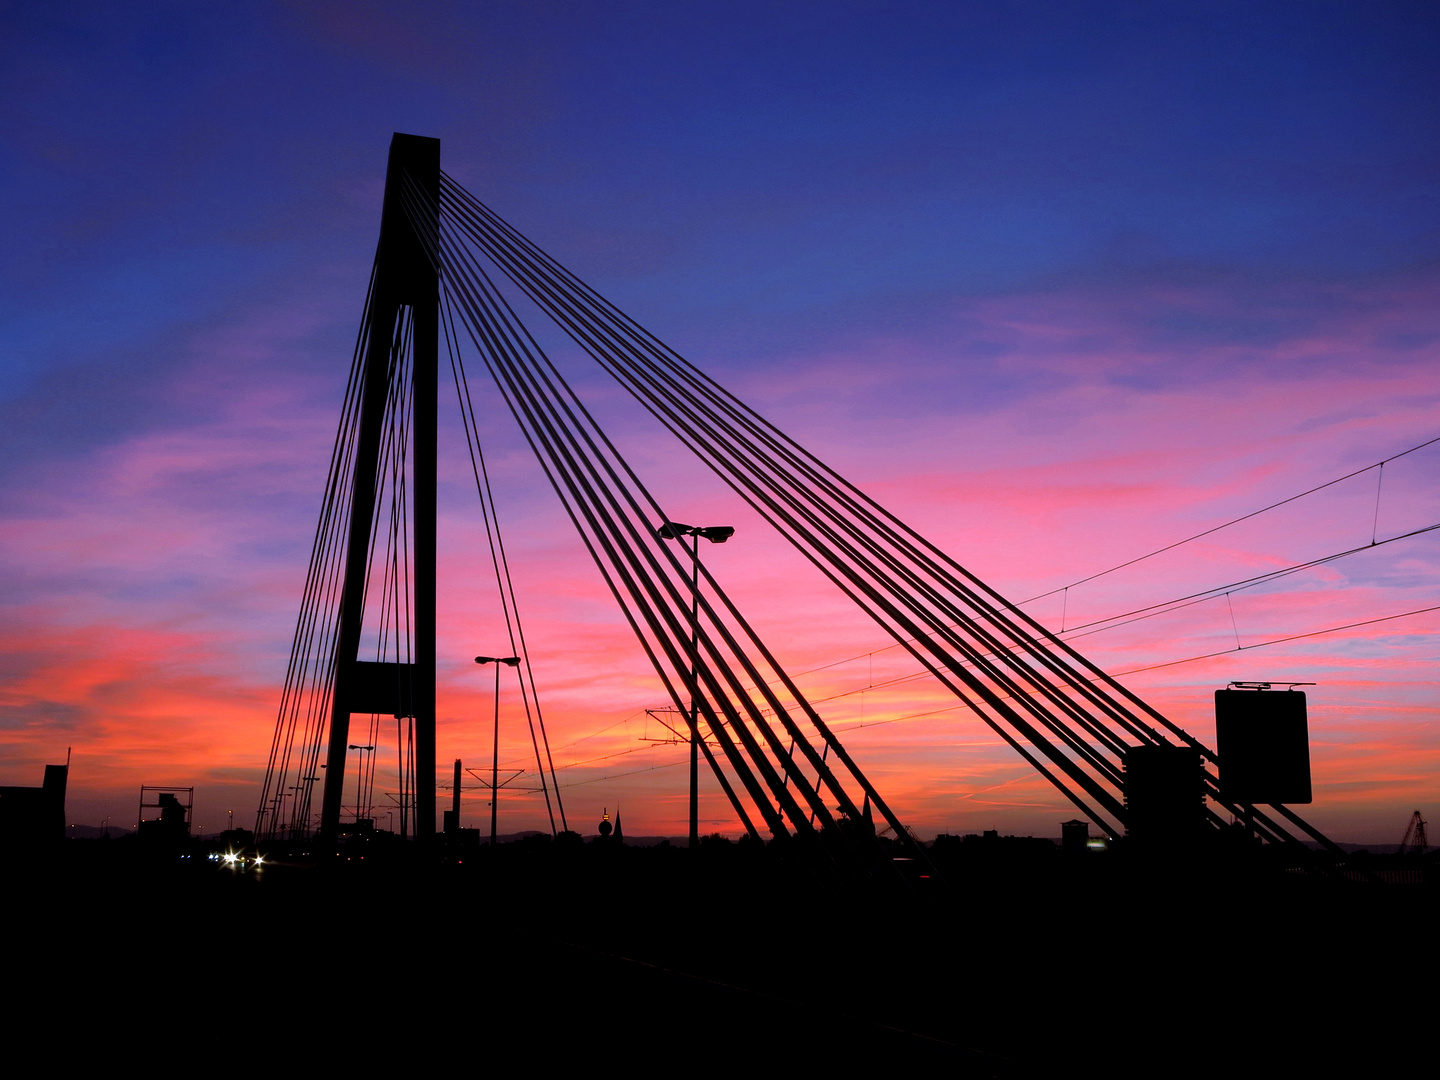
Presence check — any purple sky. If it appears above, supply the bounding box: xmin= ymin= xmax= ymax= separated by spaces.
xmin=2 ymin=2 xmax=1437 ymax=841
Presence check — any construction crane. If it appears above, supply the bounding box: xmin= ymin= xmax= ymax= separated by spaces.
xmin=1397 ymin=810 xmax=1428 ymax=855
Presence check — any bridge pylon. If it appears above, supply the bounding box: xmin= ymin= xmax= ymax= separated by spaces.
xmin=318 ymin=133 xmax=440 ymax=843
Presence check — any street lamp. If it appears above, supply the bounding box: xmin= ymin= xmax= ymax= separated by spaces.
xmin=475 ymin=655 xmax=521 ymax=846
xmin=655 ymin=521 xmax=734 ymax=849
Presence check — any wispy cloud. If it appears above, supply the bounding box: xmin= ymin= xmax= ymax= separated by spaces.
xmin=2 ymin=268 xmax=1434 ymax=841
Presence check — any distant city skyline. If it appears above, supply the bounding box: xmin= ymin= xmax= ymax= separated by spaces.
xmin=1 ymin=2 xmax=1436 ymax=842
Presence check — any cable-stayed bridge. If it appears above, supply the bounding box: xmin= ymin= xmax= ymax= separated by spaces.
xmin=256 ymin=132 xmax=1345 ymax=870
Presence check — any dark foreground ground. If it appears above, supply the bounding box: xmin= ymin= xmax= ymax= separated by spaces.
xmin=7 ymin=837 xmax=1435 ymax=1076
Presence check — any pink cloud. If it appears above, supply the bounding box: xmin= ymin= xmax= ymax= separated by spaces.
xmin=2 ymin=274 xmax=1436 ymax=842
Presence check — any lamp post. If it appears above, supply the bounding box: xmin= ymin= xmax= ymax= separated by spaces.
xmin=474 ymin=655 xmax=521 ymax=846
xmin=656 ymin=521 xmax=734 ymax=848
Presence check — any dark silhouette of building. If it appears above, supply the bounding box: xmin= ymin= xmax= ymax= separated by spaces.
xmin=137 ymin=787 xmax=192 ymax=844
xmin=1123 ymin=744 xmax=1205 ymax=847
xmin=597 ymin=809 xmax=613 ymax=839
xmin=1061 ymin=819 xmax=1089 ymax=854
xmin=443 ymin=758 xmax=463 ymax=836
xmin=0 ymin=760 xmax=68 ymax=846
xmin=439 ymin=758 xmax=479 ymax=849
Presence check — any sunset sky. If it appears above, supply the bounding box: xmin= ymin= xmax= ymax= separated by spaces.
xmin=2 ymin=1 xmax=1436 ymax=842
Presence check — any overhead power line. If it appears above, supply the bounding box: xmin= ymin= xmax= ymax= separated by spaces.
xmin=750 ymin=439 xmax=1440 ymax=691
xmin=1015 ymin=432 xmax=1440 ymax=608
xmin=1111 ymin=602 xmax=1440 ymax=677
xmin=723 ymin=517 xmax=1439 ymax=716
xmin=827 ymin=601 xmax=1440 ymax=737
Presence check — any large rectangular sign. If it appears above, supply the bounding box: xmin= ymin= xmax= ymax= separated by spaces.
xmin=341 ymin=659 xmax=415 ymax=718
xmin=1214 ymin=688 xmax=1312 ymax=804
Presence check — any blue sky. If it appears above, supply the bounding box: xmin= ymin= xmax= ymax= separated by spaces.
xmin=1 ymin=2 xmax=1436 ymax=838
